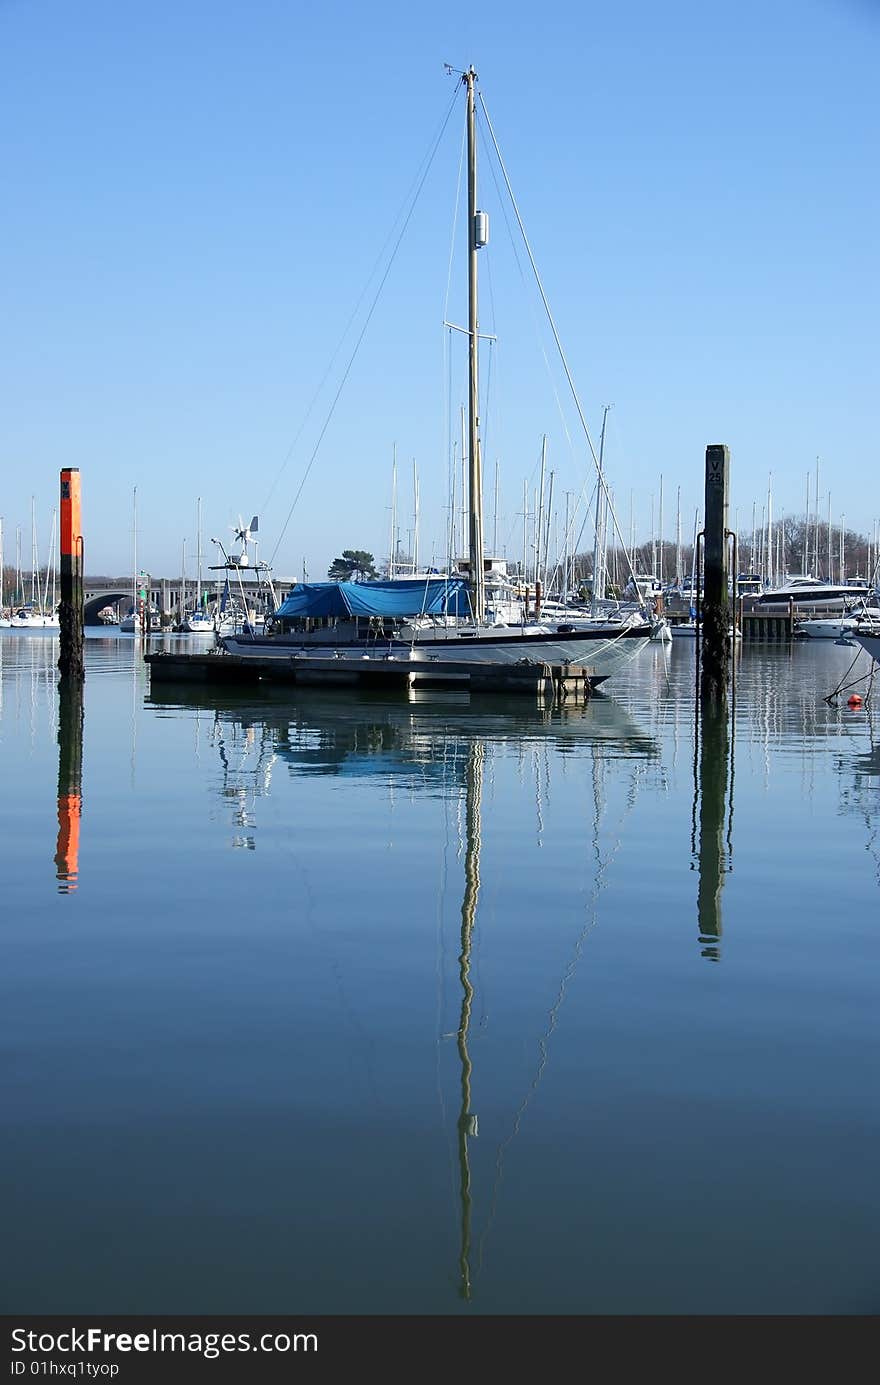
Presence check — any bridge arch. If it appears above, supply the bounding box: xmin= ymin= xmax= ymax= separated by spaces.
xmin=83 ymin=590 xmax=131 ymax=624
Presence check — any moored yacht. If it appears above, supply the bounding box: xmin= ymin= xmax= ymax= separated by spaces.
xmin=222 ymin=575 xmax=652 ymax=683
xmin=8 ymin=603 xmax=59 ymax=629
xmin=753 ymin=575 xmax=871 ymax=612
xmin=219 ymin=69 xmax=654 ymax=687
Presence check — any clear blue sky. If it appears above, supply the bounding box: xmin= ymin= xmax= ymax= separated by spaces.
xmin=2 ymin=0 xmax=877 ymax=581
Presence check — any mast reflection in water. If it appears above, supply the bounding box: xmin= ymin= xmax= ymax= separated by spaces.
xmin=148 ymin=684 xmax=662 ymax=1303
xmin=456 ymin=740 xmax=483 ymax=1300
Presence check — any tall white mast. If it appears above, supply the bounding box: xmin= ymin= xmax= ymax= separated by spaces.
xmin=464 ymin=65 xmax=486 ymax=622
xmin=413 ymin=458 xmax=419 ymax=574
xmin=181 ymin=537 xmax=187 ymax=622
xmin=814 ymin=457 xmax=820 ymax=577
xmin=389 ymin=446 xmax=397 ymax=577
xmin=543 ymin=469 xmax=554 ymax=592
xmin=804 ymin=471 xmax=810 ymax=573
xmin=535 ymin=436 xmax=547 ymax=587
xmin=658 ymin=473 xmax=664 ymax=585
xmin=30 ymin=497 xmax=37 ymax=605
xmin=591 ymin=407 xmax=610 ymax=614
xmin=197 ymin=497 xmax=203 ymax=608
xmin=132 ymin=487 xmax=138 ymax=621
xmin=521 ymin=479 xmax=528 ymax=593
xmin=44 ymin=509 xmax=57 ymax=614
xmin=770 ymin=473 xmax=776 ymax=587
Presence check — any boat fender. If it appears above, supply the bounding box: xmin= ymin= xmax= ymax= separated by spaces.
xmin=847 ymin=694 xmax=863 ymax=708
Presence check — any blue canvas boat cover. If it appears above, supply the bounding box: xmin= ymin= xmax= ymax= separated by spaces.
xmin=275 ymin=577 xmax=472 ymax=620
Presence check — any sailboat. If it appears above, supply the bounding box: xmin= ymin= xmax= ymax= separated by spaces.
xmin=9 ymin=503 xmax=60 ymax=628
xmin=182 ymin=499 xmax=216 ymax=633
xmin=222 ymin=69 xmax=652 ymax=685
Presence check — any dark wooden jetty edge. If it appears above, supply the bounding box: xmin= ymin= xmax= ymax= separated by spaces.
xmin=144 ymin=650 xmax=600 ymax=698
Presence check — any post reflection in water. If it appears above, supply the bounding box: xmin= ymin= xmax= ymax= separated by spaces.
xmin=695 ymin=696 xmax=733 ymax=961
xmin=54 ymin=677 xmax=84 ymax=893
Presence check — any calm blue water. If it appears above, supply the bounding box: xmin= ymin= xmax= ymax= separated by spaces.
xmin=1 ymin=629 xmax=878 ymax=1314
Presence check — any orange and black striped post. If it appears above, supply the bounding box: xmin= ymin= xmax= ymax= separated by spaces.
xmin=57 ymin=468 xmax=84 ymax=889
xmin=58 ymin=467 xmax=84 ymax=680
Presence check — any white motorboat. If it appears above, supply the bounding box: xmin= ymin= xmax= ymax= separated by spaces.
xmin=754 ymin=576 xmax=872 ymax=612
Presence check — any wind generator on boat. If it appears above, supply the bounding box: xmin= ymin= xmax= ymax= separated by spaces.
xmin=208 ymin=514 xmax=280 ymax=631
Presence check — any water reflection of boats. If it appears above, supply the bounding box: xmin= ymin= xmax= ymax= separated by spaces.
xmin=146 ymin=681 xmax=660 ymax=1300
xmin=147 ymin=685 xmax=661 ymax=786
xmin=835 ymin=734 xmax=880 ymax=886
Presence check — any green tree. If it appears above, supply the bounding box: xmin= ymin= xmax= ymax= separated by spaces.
xmin=327 ymin=549 xmax=378 ymax=582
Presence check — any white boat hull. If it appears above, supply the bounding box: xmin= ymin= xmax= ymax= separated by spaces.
xmin=8 ymin=612 xmax=59 ymax=629
xmin=755 ymin=582 xmax=872 ymax=613
xmin=222 ymin=622 xmax=652 ymax=680
xmin=798 ymin=607 xmax=880 ymax=639
xmin=671 ymin=622 xmax=741 ymax=640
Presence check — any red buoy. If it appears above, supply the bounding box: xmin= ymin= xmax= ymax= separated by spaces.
xmin=847 ymin=694 xmax=863 ymax=708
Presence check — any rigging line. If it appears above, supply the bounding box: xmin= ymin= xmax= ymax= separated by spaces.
xmin=443 ymin=115 xmax=467 ymax=326
xmin=263 ymin=82 xmax=461 ymax=520
xmin=479 ymin=118 xmax=577 ymax=467
xmin=267 ymin=86 xmax=461 ymax=563
xmin=479 ymin=93 xmax=645 ymax=604
xmin=825 ymin=648 xmax=876 ymax=704
xmin=480 ymin=245 xmax=497 ymax=464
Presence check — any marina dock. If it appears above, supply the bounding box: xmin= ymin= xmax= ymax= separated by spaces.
xmin=144 ymin=649 xmax=598 ymax=698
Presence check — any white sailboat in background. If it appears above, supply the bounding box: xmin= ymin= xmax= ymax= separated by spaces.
xmin=119 ymin=487 xmax=160 ymax=633
xmin=9 ymin=502 xmax=59 ymax=628
xmin=182 ymin=498 xmax=216 ymax=633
